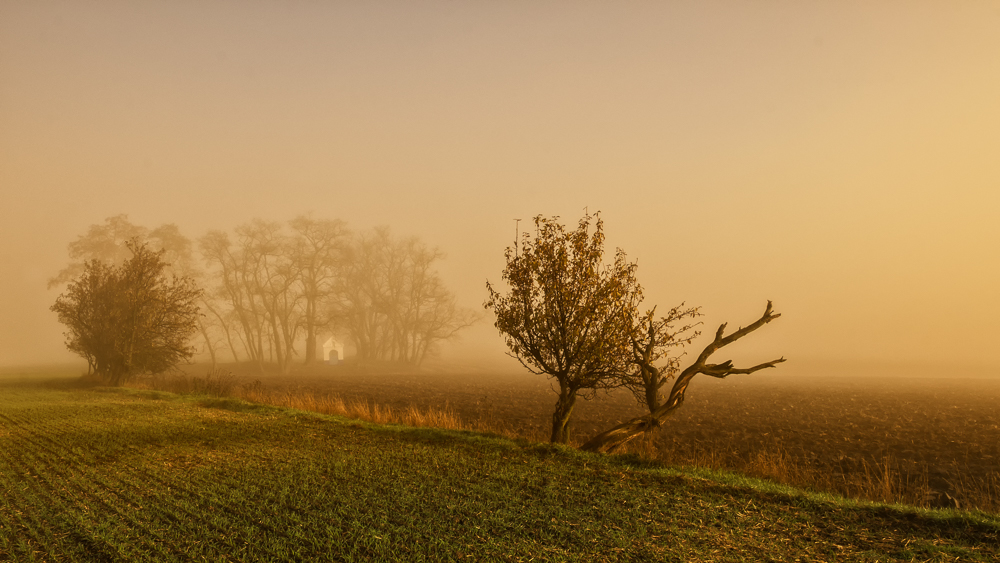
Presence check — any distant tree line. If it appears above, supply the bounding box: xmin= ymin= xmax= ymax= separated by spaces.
xmin=51 ymin=215 xmax=477 ymax=379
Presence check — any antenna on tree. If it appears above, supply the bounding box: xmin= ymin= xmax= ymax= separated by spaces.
xmin=514 ymin=218 xmax=522 ymax=256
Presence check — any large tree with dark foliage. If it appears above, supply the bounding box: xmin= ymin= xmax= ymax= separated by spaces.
xmin=485 ymin=213 xmax=643 ymax=444
xmin=51 ymin=239 xmax=202 ymax=386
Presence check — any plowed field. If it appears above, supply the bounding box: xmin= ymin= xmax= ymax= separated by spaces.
xmin=228 ymin=366 xmax=1000 ymax=512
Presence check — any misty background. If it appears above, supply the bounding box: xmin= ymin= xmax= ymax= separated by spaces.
xmin=1 ymin=2 xmax=998 ymax=377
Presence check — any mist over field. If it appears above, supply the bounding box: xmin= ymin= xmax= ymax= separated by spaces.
xmin=5 ymin=6 xmax=1000 ymax=559
xmin=1 ymin=1 xmax=998 ymax=379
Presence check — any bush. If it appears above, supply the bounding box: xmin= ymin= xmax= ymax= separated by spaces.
xmin=51 ymin=239 xmax=201 ymax=385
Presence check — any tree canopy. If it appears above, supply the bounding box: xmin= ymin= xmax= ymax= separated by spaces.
xmin=485 ymin=213 xmax=643 ymax=443
xmin=51 ymin=240 xmax=202 ymax=385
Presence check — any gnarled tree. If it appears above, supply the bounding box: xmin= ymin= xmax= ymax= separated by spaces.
xmin=485 ymin=213 xmax=642 ymax=444
xmin=620 ymin=304 xmax=702 ymax=414
xmin=581 ymin=301 xmax=785 ymax=453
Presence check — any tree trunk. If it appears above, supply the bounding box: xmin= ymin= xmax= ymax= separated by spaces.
xmin=550 ymin=386 xmax=578 ymax=444
xmin=203 ymin=299 xmax=240 ymax=363
xmin=643 ymin=366 xmax=661 ymax=413
xmin=304 ymin=325 xmax=316 ymax=364
xmin=302 ymin=295 xmax=317 ymax=365
xmin=197 ymin=319 xmax=217 ymax=371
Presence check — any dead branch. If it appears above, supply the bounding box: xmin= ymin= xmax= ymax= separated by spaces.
xmin=580 ymin=301 xmax=785 ymax=453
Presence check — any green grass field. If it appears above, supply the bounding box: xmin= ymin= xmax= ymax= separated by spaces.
xmin=1 ymin=371 xmax=998 ymax=562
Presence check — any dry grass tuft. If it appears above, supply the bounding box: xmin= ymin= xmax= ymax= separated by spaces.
xmin=199 ymin=379 xmax=476 ymax=434
xmin=609 ymin=431 xmax=1000 ymax=513
xmin=620 ymin=436 xmax=1000 ymax=513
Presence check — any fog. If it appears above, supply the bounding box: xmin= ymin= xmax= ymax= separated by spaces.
xmin=2 ymin=2 xmax=999 ymax=376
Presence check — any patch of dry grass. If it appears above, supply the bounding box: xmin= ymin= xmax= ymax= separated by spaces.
xmin=616 ymin=435 xmax=1000 ymax=513
xmin=141 ymin=370 xmax=539 ymax=441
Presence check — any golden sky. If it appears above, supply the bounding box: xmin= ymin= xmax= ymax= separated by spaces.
xmin=1 ymin=1 xmax=998 ymax=372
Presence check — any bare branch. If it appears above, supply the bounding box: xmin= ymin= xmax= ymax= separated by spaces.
xmin=581 ymin=301 xmax=784 ymax=453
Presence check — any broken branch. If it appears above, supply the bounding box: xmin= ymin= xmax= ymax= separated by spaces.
xmin=580 ymin=301 xmax=785 ymax=453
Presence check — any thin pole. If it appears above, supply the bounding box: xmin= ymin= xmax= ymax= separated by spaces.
xmin=514 ymin=218 xmax=521 ymax=256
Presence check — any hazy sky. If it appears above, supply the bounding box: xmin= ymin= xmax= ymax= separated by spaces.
xmin=2 ymin=1 xmax=998 ymax=372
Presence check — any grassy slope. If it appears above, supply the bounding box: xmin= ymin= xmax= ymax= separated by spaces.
xmin=0 ymin=377 xmax=997 ymax=562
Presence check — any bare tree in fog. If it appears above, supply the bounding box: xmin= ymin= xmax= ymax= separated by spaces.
xmin=200 ymin=220 xmax=304 ymax=375
xmin=50 ymin=215 xmax=199 ymax=282
xmin=333 ymin=228 xmax=389 ymax=362
xmin=248 ymin=221 xmax=303 ymax=374
xmin=288 ymin=215 xmax=349 ymax=364
xmin=199 ymin=232 xmax=248 ymax=365
xmin=51 ymin=240 xmax=201 ymax=385
xmin=485 ymin=213 xmax=642 ymax=444
xmin=334 ymin=227 xmax=477 ymax=367
xmin=49 ymin=215 xmax=152 ymax=288
xmin=200 ymin=229 xmax=265 ymax=370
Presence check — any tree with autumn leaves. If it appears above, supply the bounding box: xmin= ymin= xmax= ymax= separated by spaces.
xmin=486 ymin=213 xmax=784 ymax=448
